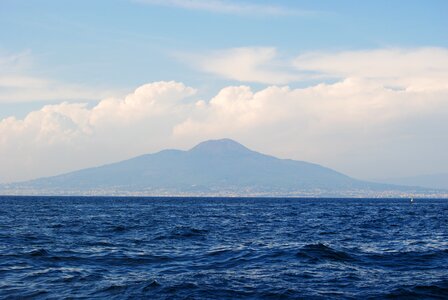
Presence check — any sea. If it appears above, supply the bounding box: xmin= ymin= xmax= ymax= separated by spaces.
xmin=0 ymin=196 xmax=447 ymax=299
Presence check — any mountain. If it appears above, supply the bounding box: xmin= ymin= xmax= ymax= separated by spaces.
xmin=375 ymin=173 xmax=448 ymax=190
xmin=0 ymin=139 xmax=440 ymax=197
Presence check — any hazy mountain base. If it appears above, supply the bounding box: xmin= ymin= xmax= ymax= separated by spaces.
xmin=1 ymin=186 xmax=446 ymax=198
xmin=375 ymin=173 xmax=448 ymax=190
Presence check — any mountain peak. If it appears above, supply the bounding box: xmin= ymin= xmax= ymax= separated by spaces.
xmin=189 ymin=138 xmax=252 ymax=154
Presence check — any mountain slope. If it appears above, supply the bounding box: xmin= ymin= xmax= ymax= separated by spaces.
xmin=0 ymin=139 xmax=432 ymax=196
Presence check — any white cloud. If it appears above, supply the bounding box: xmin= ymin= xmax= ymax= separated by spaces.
xmin=183 ymin=47 xmax=448 ymax=91
xmin=183 ymin=47 xmax=302 ymax=84
xmin=1 ymin=76 xmax=447 ymax=183
xmin=293 ymin=47 xmax=448 ymax=91
xmin=135 ymin=0 xmax=309 ymax=16
xmin=0 ymin=51 xmax=118 ymax=103
xmin=0 ymin=81 xmax=196 ymax=183
xmin=0 ymin=50 xmax=33 ymax=73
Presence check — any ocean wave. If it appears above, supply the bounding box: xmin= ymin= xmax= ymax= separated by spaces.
xmin=296 ymin=243 xmax=356 ymax=263
xmin=1 ymin=196 xmax=448 ymax=299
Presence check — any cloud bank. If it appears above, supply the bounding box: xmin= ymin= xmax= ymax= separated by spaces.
xmin=1 ymin=46 xmax=448 ymax=183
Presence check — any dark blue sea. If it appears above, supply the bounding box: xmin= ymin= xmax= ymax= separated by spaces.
xmin=1 ymin=197 xmax=448 ymax=299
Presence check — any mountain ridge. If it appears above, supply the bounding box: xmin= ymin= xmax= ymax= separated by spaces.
xmin=1 ymin=139 xmax=443 ymax=197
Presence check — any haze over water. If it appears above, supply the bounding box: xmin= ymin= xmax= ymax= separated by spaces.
xmin=1 ymin=196 xmax=447 ymax=299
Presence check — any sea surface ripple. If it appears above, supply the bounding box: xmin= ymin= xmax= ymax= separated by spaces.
xmin=0 ymin=197 xmax=447 ymax=299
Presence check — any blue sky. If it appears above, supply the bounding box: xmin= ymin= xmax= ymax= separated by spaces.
xmin=1 ymin=0 xmax=447 ymax=182
xmin=2 ymin=0 xmax=446 ymax=101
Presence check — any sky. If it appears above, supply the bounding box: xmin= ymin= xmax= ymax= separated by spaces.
xmin=1 ymin=0 xmax=447 ymax=183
